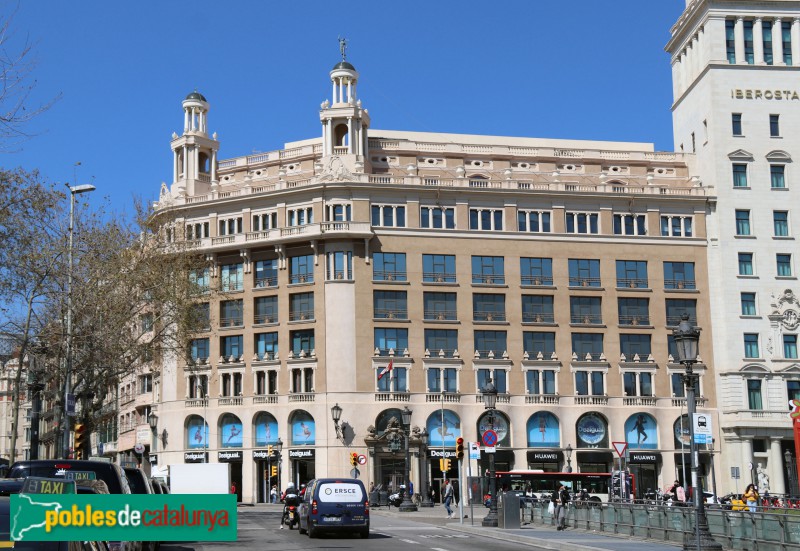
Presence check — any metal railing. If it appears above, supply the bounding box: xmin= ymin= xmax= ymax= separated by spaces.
xmin=523 ymin=501 xmax=800 ymax=550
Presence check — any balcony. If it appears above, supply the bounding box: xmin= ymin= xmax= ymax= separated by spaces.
xmin=289 ymin=274 xmax=314 ymax=285
xmin=619 ymin=314 xmax=651 ymax=326
xmin=726 ymin=410 xmax=790 ymax=422
xmin=474 ymin=394 xmax=511 ymax=404
xmin=254 ymin=276 xmax=278 ymax=289
xmin=373 ymin=271 xmax=407 ymax=282
xmin=525 ymin=394 xmax=560 ymax=405
xmin=616 ymin=278 xmax=649 ymax=289
xmin=522 ymin=312 xmax=555 ymax=323
xmin=665 ymin=279 xmax=696 ymax=290
xmin=220 ymin=317 xmax=244 ymax=328
xmin=289 ymin=392 xmax=315 ymax=403
xmin=289 ymin=310 xmax=314 ymax=322
xmin=473 ymin=310 xmax=506 ymax=322
xmin=571 ymin=313 xmax=602 ymax=325
xmin=623 ymin=396 xmax=657 ymax=406
xmin=574 ymin=395 xmax=609 ymax=406
xmin=218 ymin=396 xmax=243 ymax=406
xmin=426 ymin=392 xmax=461 ymax=403
xmin=424 ymin=310 xmax=457 ymax=322
xmin=521 ymin=275 xmax=554 ymax=286
xmin=671 ymin=397 xmax=707 ymax=408
xmin=254 ymin=313 xmax=277 ymax=324
xmin=472 ymin=274 xmax=505 ymax=285
xmin=374 ymin=308 xmax=408 ymax=320
xmin=185 ymin=398 xmax=209 ymax=408
xmin=253 ymin=395 xmax=278 ymax=404
xmin=375 ymin=392 xmax=411 ymax=402
xmin=568 ymin=277 xmax=601 ymax=288
xmin=423 ymin=272 xmax=457 ymax=284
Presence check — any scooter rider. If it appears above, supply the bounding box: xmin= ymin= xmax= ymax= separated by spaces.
xmin=280 ymin=483 xmax=300 ymax=529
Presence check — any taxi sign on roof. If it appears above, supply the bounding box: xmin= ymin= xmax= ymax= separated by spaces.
xmin=21 ymin=477 xmax=76 ymax=495
xmin=63 ymin=471 xmax=96 ymax=481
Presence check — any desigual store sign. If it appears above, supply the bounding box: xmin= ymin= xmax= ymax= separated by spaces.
xmin=576 ymin=413 xmax=607 ymax=448
xmin=289 ymin=449 xmax=315 ymax=459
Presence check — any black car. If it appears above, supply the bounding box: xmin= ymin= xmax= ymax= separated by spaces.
xmin=123 ymin=468 xmax=153 ymax=495
xmin=0 ymin=478 xmax=110 ymax=496
xmin=7 ymin=461 xmax=131 ymax=495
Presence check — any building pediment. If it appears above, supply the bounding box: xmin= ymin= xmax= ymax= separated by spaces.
xmin=728 ymin=149 xmax=754 ymax=162
xmin=766 ymin=150 xmax=792 ymax=163
xmin=738 ymin=363 xmax=770 ymax=374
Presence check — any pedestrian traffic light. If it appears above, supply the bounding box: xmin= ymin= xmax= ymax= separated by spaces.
xmin=350 ymin=452 xmax=359 ymax=467
xmin=271 ymin=465 xmax=278 ymax=477
xmin=456 ymin=437 xmax=464 ymax=460
xmin=74 ymin=423 xmax=87 ymax=460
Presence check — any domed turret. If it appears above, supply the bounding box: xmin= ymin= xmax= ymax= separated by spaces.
xmin=171 ymin=91 xmax=219 ymax=197
xmin=182 ymin=91 xmax=210 ymax=135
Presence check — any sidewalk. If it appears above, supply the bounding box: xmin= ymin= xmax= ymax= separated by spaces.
xmin=371 ymin=505 xmax=682 ymax=551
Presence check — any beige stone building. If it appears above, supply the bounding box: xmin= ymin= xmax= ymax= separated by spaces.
xmin=145 ymin=57 xmax=718 ymax=504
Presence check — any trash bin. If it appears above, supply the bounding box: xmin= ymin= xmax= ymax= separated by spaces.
xmin=379 ymin=490 xmax=389 ymax=507
xmin=370 ymin=490 xmax=380 ymax=507
xmin=501 ymin=492 xmax=520 ymax=529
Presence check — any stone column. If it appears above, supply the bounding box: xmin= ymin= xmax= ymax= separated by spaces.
xmin=770 ymin=437 xmax=786 ymax=494
xmin=184 ymin=109 xmax=189 ymax=133
xmin=332 ymin=80 xmax=337 ymax=104
xmin=793 ymin=18 xmax=800 ymax=65
xmin=211 ymin=150 xmax=217 ymax=183
xmin=741 ymin=437 xmax=754 ymax=484
xmin=774 ymin=19 xmax=785 ymax=65
xmin=735 ymin=17 xmax=746 ymax=64
xmin=347 ymin=117 xmax=353 ymax=154
xmin=754 ymin=18 xmax=765 ymax=64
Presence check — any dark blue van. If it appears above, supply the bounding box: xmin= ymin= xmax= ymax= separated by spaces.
xmin=297 ymin=478 xmax=369 ymax=538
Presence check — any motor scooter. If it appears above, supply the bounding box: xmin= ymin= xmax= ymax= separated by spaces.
xmin=282 ymin=494 xmax=300 ymax=529
xmin=388 ymin=485 xmax=405 ymax=507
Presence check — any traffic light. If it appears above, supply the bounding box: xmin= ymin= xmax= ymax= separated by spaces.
xmin=267 ymin=445 xmax=273 ymax=455
xmin=271 ymin=465 xmax=278 ymax=477
xmin=440 ymin=458 xmax=451 ymax=472
xmin=456 ymin=437 xmax=464 ymax=461
xmin=74 ymin=423 xmax=87 ymax=460
xmin=350 ymin=452 xmax=359 ymax=467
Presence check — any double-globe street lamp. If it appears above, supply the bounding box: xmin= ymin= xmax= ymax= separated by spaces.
xmin=481 ymin=379 xmax=499 ymax=527
xmin=62 ymin=183 xmax=95 ymax=459
xmin=399 ymin=406 xmax=418 ymax=512
xmin=672 ymin=314 xmax=722 ymax=551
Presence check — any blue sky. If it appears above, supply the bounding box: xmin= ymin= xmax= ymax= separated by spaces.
xmin=8 ymin=1 xmax=686 ymax=215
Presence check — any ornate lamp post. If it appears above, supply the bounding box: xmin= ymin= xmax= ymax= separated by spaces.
xmin=673 ymin=314 xmax=722 ymax=551
xmin=399 ymin=406 xmax=417 ymax=512
xmin=331 ymin=403 xmax=345 ymax=442
xmin=148 ymin=413 xmax=158 ymax=453
xmin=419 ymin=428 xmax=433 ymax=507
xmin=481 ymin=379 xmax=499 ymax=527
xmin=565 ymin=443 xmax=573 ymax=473
xmin=274 ymin=437 xmax=283 ymax=495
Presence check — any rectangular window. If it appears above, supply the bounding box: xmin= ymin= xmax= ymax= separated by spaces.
xmin=377 ymin=365 xmax=407 ymax=392
xmin=517 ymin=210 xmax=551 ymax=233
xmin=783 ymin=21 xmax=793 ymax=65
xmin=424 ymin=292 xmax=457 ymax=321
xmin=624 ymin=372 xmax=653 ymax=397
xmin=289 ymin=254 xmax=314 ymax=284
xmin=777 ymin=254 xmax=793 ymax=276
xmin=220 ymin=299 xmax=243 ymax=327
xmin=473 ymin=293 xmax=506 ymax=322
xmin=290 ymin=329 xmax=315 ymax=355
xmin=218 ymin=216 xmax=243 ymax=235
xmin=618 ymin=298 xmax=650 ymax=326
xmin=735 ymin=209 xmax=751 ymax=236
xmin=664 ymin=261 xmax=696 ymax=289
xmin=371 ymin=204 xmax=406 ymax=227
xmin=785 ymin=335 xmax=798 ymax=359
xmin=373 ymin=252 xmax=407 ymax=282
xmin=426 ymin=367 xmax=458 ymax=393
xmin=192 ymin=302 xmax=210 ymax=329
xmin=568 ymin=258 xmax=601 ymax=287
xmin=660 ymin=216 xmax=693 ymax=237
xmin=472 ymin=256 xmax=505 ymax=284
xmin=477 ymin=368 xmax=507 ymax=394
xmin=520 ymin=257 xmax=553 ymax=286
xmin=189 ymin=268 xmax=210 ymax=292
xmin=469 ymin=208 xmax=503 ymax=231
xmin=420 ymin=206 xmax=455 ymax=229
xmin=732 ymin=113 xmax=743 ymax=136
xmin=523 ymin=332 xmax=556 ymax=358
xmin=326 ymin=250 xmax=352 ymax=280
xmin=733 ymin=163 xmax=748 ymax=187
xmin=522 ymin=295 xmax=555 ymax=323
xmin=747 ymin=379 xmax=763 ymax=410
xmin=764 ymin=21 xmax=774 ymax=65
xmin=220 ymin=263 xmax=244 ymax=291
xmin=770 ymin=114 xmax=781 ymax=137
xmin=255 ymin=332 xmax=279 ymax=360
xmin=566 ymin=212 xmax=599 ymax=234
xmin=616 ymin=260 xmax=648 ymax=288
xmin=139 ymin=375 xmax=152 ymax=394
xmin=575 ymin=371 xmax=605 ymax=396
xmin=186 ymin=221 xmax=210 ymax=240
xmin=423 ymin=254 xmax=456 ymax=283
xmin=254 ymin=259 xmax=278 ymax=288
xmin=672 ymin=373 xmax=685 ymax=397
xmin=771 ymin=165 xmax=786 ymax=188
xmin=327 ymin=203 xmax=352 ymax=222
xmin=744 ymin=20 xmax=754 ymax=64
xmin=738 ymin=253 xmax=754 ymax=275
xmin=788 ymin=380 xmax=800 ymax=403
xmin=570 ymin=296 xmax=602 ymax=325
xmin=290 ymin=292 xmax=315 ymax=321
xmin=620 ymin=334 xmax=652 ymax=358
xmin=190 ymin=338 xmax=209 ymax=362
xmin=374 ymin=290 xmax=408 ymax=320
xmin=374 ymin=328 xmax=408 ymax=356
xmin=221 ymin=335 xmax=243 ymax=359
xmin=571 ymin=333 xmax=603 ymax=361
xmin=252 ymin=211 xmax=277 ymax=232
xmin=612 ymin=214 xmax=647 ymax=236
xmin=726 ymin=19 xmax=736 ymax=63
xmin=526 ymin=369 xmax=556 ymax=395
xmin=774 ymin=211 xmax=789 ymax=236
xmin=424 ymin=328 xmax=458 ymax=359
xmin=741 ymin=292 xmax=757 ymax=316
xmin=254 ymin=296 xmax=278 ymax=324
xmin=287 ymin=207 xmax=313 ymax=227
xmin=474 ymin=330 xmax=508 ymax=359
xmin=744 ymin=333 xmax=760 ymax=358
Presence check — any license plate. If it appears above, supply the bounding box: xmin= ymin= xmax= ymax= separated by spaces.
xmin=321 ymin=516 xmax=342 ymax=523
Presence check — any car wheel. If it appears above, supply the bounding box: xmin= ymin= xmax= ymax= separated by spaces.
xmin=308 ymin=525 xmax=317 ymax=539
xmin=359 ymin=529 xmax=370 ymax=539
xmin=298 ymin=520 xmax=306 ymax=535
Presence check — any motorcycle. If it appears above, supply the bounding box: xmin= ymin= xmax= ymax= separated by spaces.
xmin=282 ymin=504 xmax=299 ymax=529
xmin=388 ymin=485 xmax=406 ymax=508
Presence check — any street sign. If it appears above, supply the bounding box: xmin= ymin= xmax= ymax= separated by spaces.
xmin=133 ymin=443 xmax=145 ymax=454
xmin=66 ymin=393 xmax=75 ymax=417
xmin=693 ymin=413 xmax=712 ymax=444
xmin=350 ymin=468 xmax=360 ymax=479
xmin=612 ymin=441 xmax=628 ymax=458
xmin=468 ymin=441 xmax=480 ymax=460
xmin=731 ymin=467 xmax=740 ymax=479
xmin=481 ymin=430 xmax=498 ymax=447
xmin=485 ymin=446 xmax=496 ymax=454
xmin=357 ymin=454 xmax=367 ymax=465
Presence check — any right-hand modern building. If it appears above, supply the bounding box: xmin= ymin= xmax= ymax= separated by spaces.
xmin=668 ymin=0 xmax=800 ymax=495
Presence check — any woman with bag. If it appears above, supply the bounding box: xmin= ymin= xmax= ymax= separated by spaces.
xmin=548 ymin=487 xmax=558 ymax=524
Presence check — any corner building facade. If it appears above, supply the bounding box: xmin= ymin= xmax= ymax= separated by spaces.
xmin=669 ymin=0 xmax=800 ymax=495
xmin=151 ymin=58 xmax=717 ymax=504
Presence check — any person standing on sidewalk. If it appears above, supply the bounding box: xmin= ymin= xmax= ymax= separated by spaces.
xmin=443 ymin=479 xmax=454 ymax=518
xmin=556 ymin=484 xmax=570 ymax=530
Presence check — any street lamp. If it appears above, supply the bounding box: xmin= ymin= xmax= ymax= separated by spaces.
xmin=399 ymin=406 xmax=417 ymax=512
xmin=62 ymin=182 xmax=95 ymax=459
xmin=419 ymin=428 xmax=433 ymax=507
xmin=673 ymin=314 xmax=722 ymax=551
xmin=565 ymin=444 xmax=573 ymax=473
xmin=331 ymin=403 xmax=345 ymax=442
xmin=481 ymin=379 xmax=499 ymax=527
xmin=148 ymin=412 xmax=158 ymax=455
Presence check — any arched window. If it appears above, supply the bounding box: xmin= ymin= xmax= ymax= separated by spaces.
xmin=526 ymin=412 xmax=560 ymax=448
xmin=186 ymin=415 xmax=208 ymax=449
xmin=254 ymin=412 xmax=278 ymax=447
xmin=624 ymin=413 xmax=657 ymax=450
xmin=425 ymin=410 xmax=461 ymax=448
xmin=289 ymin=411 xmax=315 ymax=445
xmin=220 ymin=414 xmax=243 ymax=448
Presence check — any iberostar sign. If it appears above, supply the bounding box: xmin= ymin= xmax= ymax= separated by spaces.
xmin=11 ymin=495 xmax=237 ymax=541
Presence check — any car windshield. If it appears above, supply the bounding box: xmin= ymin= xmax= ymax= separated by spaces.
xmin=8 ymin=463 xmax=127 ymax=494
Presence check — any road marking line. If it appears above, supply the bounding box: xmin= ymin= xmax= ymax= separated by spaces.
xmin=431 ymin=548 xmax=451 ymax=551
xmin=400 ymin=538 xmax=421 ymax=545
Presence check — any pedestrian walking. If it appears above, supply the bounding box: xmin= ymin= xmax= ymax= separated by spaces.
xmin=744 ymin=483 xmax=759 ymax=513
xmin=443 ymin=479 xmax=454 ymax=518
xmin=556 ymin=484 xmax=570 ymax=530
xmin=270 ymin=484 xmax=277 ymax=504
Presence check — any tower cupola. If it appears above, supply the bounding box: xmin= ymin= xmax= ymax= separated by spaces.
xmin=170 ymin=90 xmax=220 ymax=197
